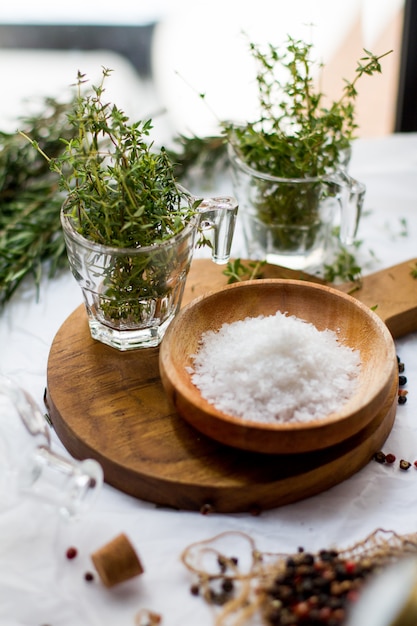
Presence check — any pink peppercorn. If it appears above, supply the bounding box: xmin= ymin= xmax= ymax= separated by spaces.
xmin=66 ymin=547 xmax=78 ymax=560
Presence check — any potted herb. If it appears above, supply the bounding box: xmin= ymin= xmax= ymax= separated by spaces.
xmin=222 ymin=36 xmax=391 ymax=271
xmin=22 ymin=68 xmax=238 ymax=350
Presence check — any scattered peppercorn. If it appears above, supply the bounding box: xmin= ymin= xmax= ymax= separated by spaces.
xmin=249 ymin=504 xmax=262 ymax=516
xmin=373 ymin=451 xmax=386 ymax=464
xmin=400 ymin=460 xmax=411 ymax=471
xmin=66 ymin=547 xmax=78 ymax=560
xmin=222 ymin=578 xmax=234 ymax=593
xmin=397 ymin=355 xmax=408 ymax=404
xmin=261 ymin=548 xmax=375 ymax=625
xmin=385 ymin=453 xmax=396 ymax=464
xmin=84 ymin=571 xmax=94 ymax=582
xmin=200 ymin=502 xmax=215 ymax=515
xmin=190 ymin=583 xmax=200 ymax=596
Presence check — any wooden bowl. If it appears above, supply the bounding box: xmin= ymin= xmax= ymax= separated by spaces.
xmin=159 ymin=280 xmax=398 ymax=454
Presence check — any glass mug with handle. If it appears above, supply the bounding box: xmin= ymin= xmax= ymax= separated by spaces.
xmin=61 ymin=188 xmax=238 ymax=351
xmin=228 ymin=144 xmax=365 ymax=272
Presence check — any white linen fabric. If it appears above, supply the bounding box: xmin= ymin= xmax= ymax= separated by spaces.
xmin=1 ymin=108 xmax=417 ymax=625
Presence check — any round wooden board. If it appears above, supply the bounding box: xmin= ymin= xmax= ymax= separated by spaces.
xmin=46 ymin=260 xmax=398 ymax=513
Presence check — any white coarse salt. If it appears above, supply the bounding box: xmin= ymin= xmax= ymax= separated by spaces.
xmin=189 ymin=311 xmax=361 ymax=424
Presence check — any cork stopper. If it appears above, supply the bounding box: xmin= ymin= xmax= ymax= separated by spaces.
xmin=91 ymin=533 xmax=144 ymax=588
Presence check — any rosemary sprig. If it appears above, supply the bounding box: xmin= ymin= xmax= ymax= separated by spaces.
xmin=0 ymin=99 xmax=74 ymax=305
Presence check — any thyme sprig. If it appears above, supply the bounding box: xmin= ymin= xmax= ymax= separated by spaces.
xmin=323 ymin=242 xmax=363 ymax=286
xmin=22 ymin=68 xmax=196 ymax=249
xmin=224 ymin=37 xmax=392 ymax=178
xmin=0 ymin=40 xmax=392 ymax=307
xmin=223 ymin=258 xmax=266 ymax=284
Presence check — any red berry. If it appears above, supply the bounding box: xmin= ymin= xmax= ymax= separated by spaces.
xmin=66 ymin=546 xmax=78 ymax=560
xmin=385 ymin=453 xmax=396 ymax=464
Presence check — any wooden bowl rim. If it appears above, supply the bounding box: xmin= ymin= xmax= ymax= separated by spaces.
xmin=160 ymin=278 xmax=397 ymax=434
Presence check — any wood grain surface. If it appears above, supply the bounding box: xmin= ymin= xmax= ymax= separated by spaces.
xmin=45 ymin=258 xmax=416 ymax=512
xmin=184 ymin=257 xmax=417 ymax=338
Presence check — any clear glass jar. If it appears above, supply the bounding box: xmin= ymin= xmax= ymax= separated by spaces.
xmin=228 ymin=144 xmax=365 ymax=272
xmin=61 ymin=190 xmax=238 ymax=350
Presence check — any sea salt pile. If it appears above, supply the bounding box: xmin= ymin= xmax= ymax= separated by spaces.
xmin=189 ymin=312 xmax=361 ymax=424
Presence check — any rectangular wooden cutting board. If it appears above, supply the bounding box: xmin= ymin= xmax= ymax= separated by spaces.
xmin=184 ymin=257 xmax=417 ymax=338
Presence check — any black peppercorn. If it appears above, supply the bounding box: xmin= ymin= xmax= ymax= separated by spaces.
xmin=222 ymin=578 xmax=234 ymax=593
xmin=373 ymin=451 xmax=386 ymax=464
xmin=399 ymin=375 xmax=407 ymax=386
xmin=190 ymin=583 xmax=200 ymax=596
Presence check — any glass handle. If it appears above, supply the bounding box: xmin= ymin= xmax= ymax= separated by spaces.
xmin=333 ymin=171 xmax=366 ymax=245
xmin=197 ymin=196 xmax=238 ymax=264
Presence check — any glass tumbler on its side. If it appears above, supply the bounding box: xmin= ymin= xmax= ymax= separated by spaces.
xmin=0 ymin=376 xmax=103 ymax=519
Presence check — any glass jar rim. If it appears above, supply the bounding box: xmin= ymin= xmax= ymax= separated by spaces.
xmin=227 ymin=142 xmax=341 ymax=184
xmin=60 ymin=197 xmax=198 ymax=256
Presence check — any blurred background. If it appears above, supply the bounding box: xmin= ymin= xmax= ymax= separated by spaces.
xmin=0 ymin=0 xmax=410 ymax=143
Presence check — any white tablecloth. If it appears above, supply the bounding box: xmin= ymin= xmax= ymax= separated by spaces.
xmin=1 ymin=132 xmax=417 ymax=625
